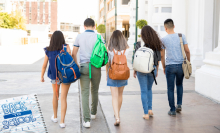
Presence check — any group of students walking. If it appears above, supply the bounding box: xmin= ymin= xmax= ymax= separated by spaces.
xmin=41 ymin=18 xmax=191 ymax=128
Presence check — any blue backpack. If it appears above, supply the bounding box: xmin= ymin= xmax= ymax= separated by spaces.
xmin=55 ymin=45 xmax=81 ymax=85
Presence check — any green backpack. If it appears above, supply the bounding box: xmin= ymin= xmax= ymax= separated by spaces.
xmin=89 ymin=34 xmax=108 ymax=78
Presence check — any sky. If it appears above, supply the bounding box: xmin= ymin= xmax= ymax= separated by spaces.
xmin=58 ymin=0 xmax=99 ymax=25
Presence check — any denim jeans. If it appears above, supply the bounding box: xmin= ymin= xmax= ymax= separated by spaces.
xmin=137 ymin=69 xmax=157 ymax=114
xmin=165 ymin=64 xmax=184 ymax=111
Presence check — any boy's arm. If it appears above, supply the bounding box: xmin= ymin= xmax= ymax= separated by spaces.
xmin=160 ymin=49 xmax=166 ymax=74
xmin=67 ymin=45 xmax=71 ymax=55
xmin=182 ymin=34 xmax=190 ymax=62
xmin=41 ymin=55 xmax=49 ymax=82
xmin=72 ymin=46 xmax=79 ymax=68
xmin=184 ymin=44 xmax=190 ymax=62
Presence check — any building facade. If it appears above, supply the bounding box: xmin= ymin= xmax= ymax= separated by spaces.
xmin=23 ymin=1 xmax=58 ymax=32
xmin=98 ymin=0 xmax=131 ymax=41
xmin=127 ymin=0 xmax=149 ymax=45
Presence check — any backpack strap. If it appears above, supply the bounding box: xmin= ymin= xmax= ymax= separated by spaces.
xmin=55 ymin=55 xmax=60 ymax=100
xmin=63 ymin=44 xmax=67 ymax=52
xmin=89 ymin=63 xmax=92 ymax=79
xmin=178 ymin=33 xmax=186 ymax=60
xmin=123 ymin=49 xmax=126 ymax=55
xmin=151 ymin=68 xmax=157 ymax=85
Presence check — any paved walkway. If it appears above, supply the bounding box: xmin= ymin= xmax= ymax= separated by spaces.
xmin=0 ymin=51 xmax=220 ymax=133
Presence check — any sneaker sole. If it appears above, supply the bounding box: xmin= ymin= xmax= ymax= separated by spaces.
xmin=168 ymin=114 xmax=176 ymax=117
xmin=51 ymin=119 xmax=58 ymax=123
xmin=83 ymin=125 xmax=91 ymax=128
xmin=176 ymin=108 xmax=182 ymax=112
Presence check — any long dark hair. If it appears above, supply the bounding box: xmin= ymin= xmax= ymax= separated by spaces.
xmin=141 ymin=25 xmax=165 ymax=51
xmin=108 ymin=30 xmax=129 ymax=52
xmin=47 ymin=31 xmax=65 ymax=51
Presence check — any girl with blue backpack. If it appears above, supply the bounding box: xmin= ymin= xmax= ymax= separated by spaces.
xmin=41 ymin=31 xmax=71 ymax=128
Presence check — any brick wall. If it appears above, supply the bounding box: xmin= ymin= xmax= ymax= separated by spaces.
xmin=51 ymin=2 xmax=57 ymax=32
xmin=26 ymin=2 xmax=29 ymax=24
xmin=31 ymin=2 xmax=37 ymax=24
xmin=45 ymin=2 xmax=49 ymax=24
xmin=39 ymin=2 xmax=43 ymax=24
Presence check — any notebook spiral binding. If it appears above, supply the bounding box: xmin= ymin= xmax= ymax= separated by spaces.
xmin=34 ymin=94 xmax=48 ymax=133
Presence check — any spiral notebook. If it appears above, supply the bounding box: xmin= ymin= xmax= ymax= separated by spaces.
xmin=0 ymin=94 xmax=48 ymax=133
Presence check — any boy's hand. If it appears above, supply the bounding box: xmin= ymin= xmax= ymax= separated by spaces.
xmin=163 ymin=68 xmax=166 ymax=75
xmin=133 ymin=71 xmax=137 ymax=78
xmin=41 ymin=77 xmax=45 ymax=82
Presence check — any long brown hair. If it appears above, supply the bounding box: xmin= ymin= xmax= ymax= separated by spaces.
xmin=141 ymin=25 xmax=165 ymax=51
xmin=108 ymin=30 xmax=129 ymax=51
xmin=47 ymin=31 xmax=66 ymax=51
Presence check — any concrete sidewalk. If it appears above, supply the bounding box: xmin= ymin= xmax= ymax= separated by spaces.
xmin=1 ymin=51 xmax=220 ymax=133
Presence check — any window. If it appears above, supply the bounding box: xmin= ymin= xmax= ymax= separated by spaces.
xmin=132 ymin=32 xmax=135 ymax=35
xmin=133 ymin=16 xmax=135 ymax=19
xmin=73 ymin=26 xmax=80 ymax=32
xmin=122 ymin=0 xmax=130 ymax=5
xmin=161 ymin=7 xmax=172 ymax=13
xmin=145 ymin=1 xmax=148 ymax=4
xmin=133 ymin=24 xmax=135 ymax=27
xmin=145 ymin=11 xmax=148 ymax=14
xmin=108 ymin=1 xmax=113 ymax=11
xmin=153 ymin=26 xmax=158 ymax=31
xmin=100 ymin=9 xmax=104 ymax=17
xmin=0 ymin=3 xmax=4 ymax=10
xmin=155 ymin=7 xmax=158 ymax=13
xmin=160 ymin=26 xmax=165 ymax=31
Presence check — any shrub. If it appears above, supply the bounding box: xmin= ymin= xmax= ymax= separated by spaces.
xmin=136 ymin=19 xmax=148 ymax=29
xmin=97 ymin=24 xmax=106 ymax=33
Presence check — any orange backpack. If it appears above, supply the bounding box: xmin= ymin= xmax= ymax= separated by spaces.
xmin=109 ymin=49 xmax=130 ymax=80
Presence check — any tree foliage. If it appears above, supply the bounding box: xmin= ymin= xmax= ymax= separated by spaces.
xmin=136 ymin=19 xmax=148 ymax=29
xmin=97 ymin=24 xmax=106 ymax=33
xmin=0 ymin=10 xmax=26 ymax=30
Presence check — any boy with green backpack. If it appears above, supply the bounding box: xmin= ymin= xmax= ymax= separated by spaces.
xmin=72 ymin=18 xmax=108 ymax=128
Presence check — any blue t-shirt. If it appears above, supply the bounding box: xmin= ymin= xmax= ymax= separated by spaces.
xmin=44 ymin=44 xmax=67 ymax=80
xmin=161 ymin=33 xmax=188 ymax=65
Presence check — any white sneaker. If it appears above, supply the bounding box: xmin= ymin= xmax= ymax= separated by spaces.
xmin=51 ymin=115 xmax=58 ymax=123
xmin=83 ymin=121 xmax=90 ymax=128
xmin=59 ymin=123 xmax=66 ymax=128
xmin=91 ymin=114 xmax=96 ymax=119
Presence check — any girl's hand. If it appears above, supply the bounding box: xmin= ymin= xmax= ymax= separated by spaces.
xmin=41 ymin=77 xmax=45 ymax=82
xmin=156 ymin=70 xmax=159 ymax=77
xmin=133 ymin=71 xmax=137 ymax=78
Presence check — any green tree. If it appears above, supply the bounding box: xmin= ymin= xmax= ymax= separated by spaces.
xmin=136 ymin=19 xmax=148 ymax=29
xmin=0 ymin=10 xmax=26 ymax=30
xmin=11 ymin=10 xmax=26 ymax=30
xmin=136 ymin=19 xmax=148 ymax=37
xmin=0 ymin=12 xmax=15 ymax=29
xmin=97 ymin=24 xmax=106 ymax=34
